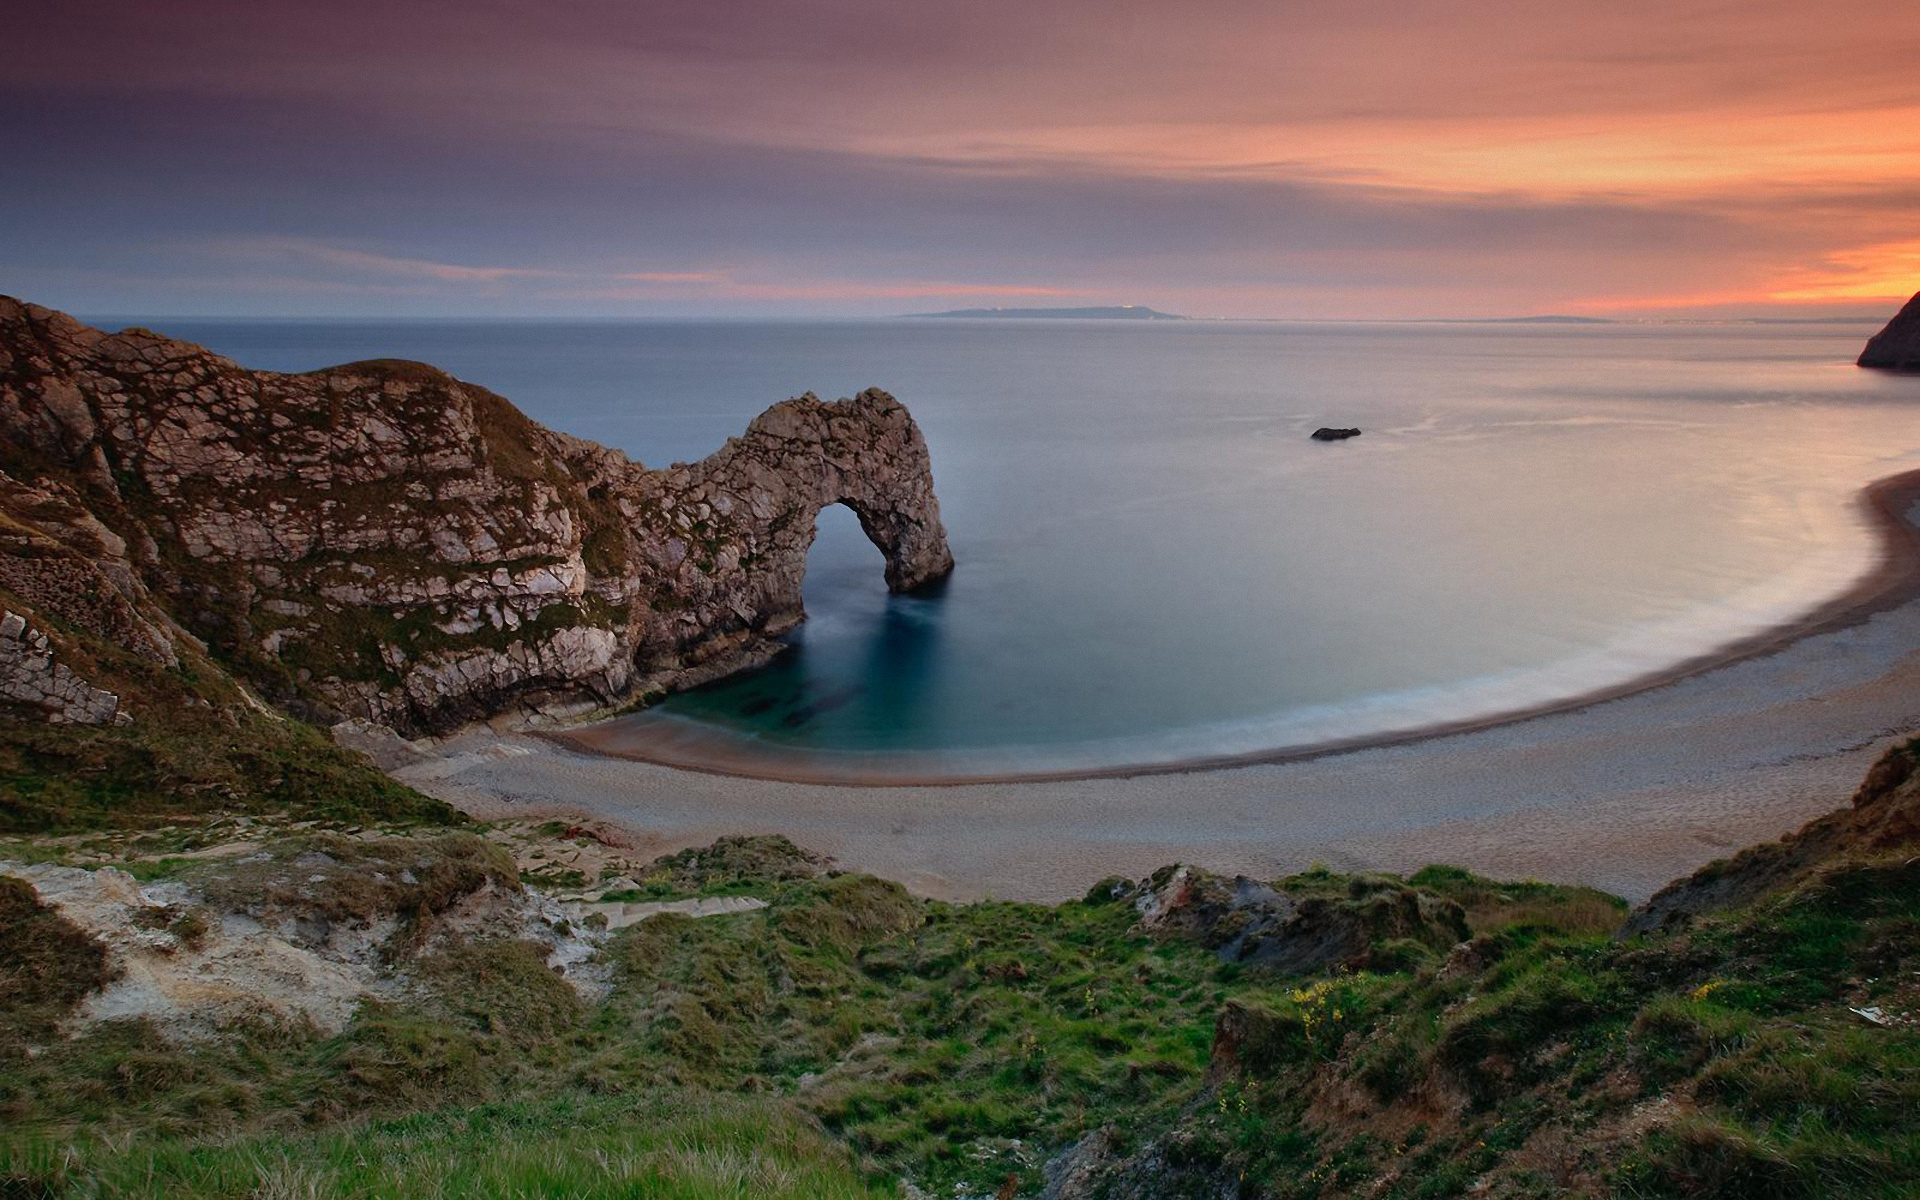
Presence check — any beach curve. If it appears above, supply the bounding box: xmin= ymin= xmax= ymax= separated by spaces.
xmin=397 ymin=466 xmax=1920 ymax=904
xmin=547 ymin=466 xmax=1920 ymax=787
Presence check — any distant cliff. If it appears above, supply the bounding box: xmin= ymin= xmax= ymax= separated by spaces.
xmin=0 ymin=299 xmax=952 ymax=734
xmin=903 ymin=305 xmax=1186 ymax=320
xmin=1859 ymin=290 xmax=1920 ymax=369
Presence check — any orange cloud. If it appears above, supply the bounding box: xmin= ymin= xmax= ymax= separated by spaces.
xmin=1767 ymin=239 xmax=1920 ymax=302
xmin=29 ymin=1 xmax=1920 ymax=316
xmin=848 ymin=105 xmax=1920 ymax=200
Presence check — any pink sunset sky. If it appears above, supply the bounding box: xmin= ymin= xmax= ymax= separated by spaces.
xmin=5 ymin=0 xmax=1918 ymax=318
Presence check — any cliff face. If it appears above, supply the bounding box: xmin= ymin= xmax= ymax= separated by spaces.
xmin=0 ymin=298 xmax=952 ymax=733
xmin=1859 ymin=290 xmax=1920 ymax=370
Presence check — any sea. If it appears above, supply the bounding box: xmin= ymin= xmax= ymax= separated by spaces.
xmin=107 ymin=315 xmax=1920 ymax=779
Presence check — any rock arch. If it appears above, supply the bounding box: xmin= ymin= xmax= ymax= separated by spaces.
xmin=609 ymin=389 xmax=954 ymax=690
xmin=0 ymin=297 xmax=953 ymax=731
xmin=701 ymin=387 xmax=952 ymax=591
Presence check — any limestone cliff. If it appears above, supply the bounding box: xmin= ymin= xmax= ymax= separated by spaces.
xmin=1859 ymin=290 xmax=1920 ymax=370
xmin=0 ymin=298 xmax=952 ymax=733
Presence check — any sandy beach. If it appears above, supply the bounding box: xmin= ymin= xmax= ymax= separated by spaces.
xmin=398 ymin=470 xmax=1920 ymax=905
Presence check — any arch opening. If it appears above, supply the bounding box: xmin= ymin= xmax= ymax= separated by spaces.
xmin=801 ymin=501 xmax=892 ymax=618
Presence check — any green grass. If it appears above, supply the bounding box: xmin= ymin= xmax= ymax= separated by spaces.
xmin=1406 ymin=864 xmax=1628 ymax=936
xmin=3 ymin=1092 xmax=892 ymax=1199
xmin=3 ymin=837 xmax=1916 ymax=1198
xmin=0 ymin=859 xmax=1239 ymax=1198
xmin=1137 ymin=855 xmax=1920 ymax=1199
xmin=0 ymin=713 xmax=458 ymax=834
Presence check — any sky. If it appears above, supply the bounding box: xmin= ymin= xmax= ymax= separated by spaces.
xmin=3 ymin=0 xmax=1918 ymax=319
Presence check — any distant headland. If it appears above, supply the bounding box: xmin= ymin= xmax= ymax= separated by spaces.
xmin=901 ymin=304 xmax=1188 ymax=320
xmin=1859 ymin=290 xmax=1920 ymax=370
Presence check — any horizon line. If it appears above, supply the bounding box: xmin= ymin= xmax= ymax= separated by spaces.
xmin=72 ymin=309 xmax=1896 ymax=327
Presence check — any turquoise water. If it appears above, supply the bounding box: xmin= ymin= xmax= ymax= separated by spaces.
xmin=123 ymin=316 xmax=1920 ymax=777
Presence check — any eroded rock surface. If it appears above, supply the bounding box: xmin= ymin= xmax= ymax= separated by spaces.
xmin=0 ymin=297 xmax=952 ymax=733
xmin=0 ymin=834 xmax=606 ymax=1037
xmin=1106 ymin=864 xmax=1469 ymax=974
xmin=1859 ymin=290 xmax=1920 ymax=370
xmin=0 ymin=610 xmax=128 ymax=724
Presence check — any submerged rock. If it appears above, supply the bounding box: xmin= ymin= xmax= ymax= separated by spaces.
xmin=1859 ymin=291 xmax=1920 ymax=370
xmin=1311 ymin=426 xmax=1362 ymax=441
xmin=0 ymin=297 xmax=954 ymax=734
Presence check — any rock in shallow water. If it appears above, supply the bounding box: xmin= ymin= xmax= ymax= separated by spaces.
xmin=1310 ymin=426 xmax=1362 ymax=441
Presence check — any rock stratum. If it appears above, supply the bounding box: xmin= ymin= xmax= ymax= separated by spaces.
xmin=1859 ymin=290 xmax=1920 ymax=370
xmin=0 ymin=297 xmax=952 ymax=734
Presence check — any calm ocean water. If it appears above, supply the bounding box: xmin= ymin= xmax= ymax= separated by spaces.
xmin=116 ymin=316 xmax=1920 ymax=777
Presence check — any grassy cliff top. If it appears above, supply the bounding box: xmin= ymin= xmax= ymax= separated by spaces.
xmin=3 ymin=742 xmax=1917 ymax=1198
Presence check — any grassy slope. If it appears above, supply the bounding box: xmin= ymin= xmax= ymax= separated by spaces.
xmin=8 ymin=1092 xmax=889 ymax=1200
xmin=1136 ymin=854 xmax=1920 ymax=1199
xmin=0 ymin=572 xmax=458 ymax=837
xmin=0 ymin=714 xmax=457 ymax=834
xmin=0 ymin=861 xmax=1234 ymax=1196
xmin=13 ymin=819 xmax=1904 ymax=1200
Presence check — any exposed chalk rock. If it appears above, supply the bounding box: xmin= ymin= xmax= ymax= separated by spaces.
xmin=0 ymin=609 xmax=127 ymax=724
xmin=3 ymin=840 xmax=608 ymax=1038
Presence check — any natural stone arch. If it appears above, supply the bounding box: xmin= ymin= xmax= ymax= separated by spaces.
xmin=0 ymin=298 xmax=954 ymax=732
xmin=731 ymin=388 xmax=954 ymax=596
xmin=637 ymin=388 xmax=956 ymax=651
xmin=799 ymin=496 xmax=902 ymax=606
xmin=836 ymin=491 xmax=948 ymax=594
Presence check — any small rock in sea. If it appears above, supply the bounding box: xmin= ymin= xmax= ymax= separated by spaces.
xmin=1311 ymin=427 xmax=1362 ymax=441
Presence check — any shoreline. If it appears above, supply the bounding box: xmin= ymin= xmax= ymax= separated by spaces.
xmin=550 ymin=466 xmax=1920 ymax=787
xmin=396 ymin=459 xmax=1920 ymax=904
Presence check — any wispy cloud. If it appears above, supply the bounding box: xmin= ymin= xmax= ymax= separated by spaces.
xmin=8 ymin=0 xmax=1920 ymax=316
xmin=611 ymin=270 xmax=728 ymax=284
xmin=212 ymin=237 xmax=565 ymax=284
xmin=193 ymin=237 xmax=1086 ymax=307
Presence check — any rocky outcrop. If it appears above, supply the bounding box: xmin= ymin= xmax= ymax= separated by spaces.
xmin=0 ymin=297 xmax=952 ymax=733
xmin=1859 ymin=291 xmax=1920 ymax=370
xmin=1105 ymin=864 xmax=1468 ymax=973
xmin=0 ymin=833 xmax=607 ymax=1037
xmin=0 ymin=473 xmax=178 ymax=668
xmin=1310 ymin=427 xmax=1361 ymax=441
xmin=1621 ymin=738 xmax=1920 ymax=935
xmin=0 ymin=611 xmax=128 ymax=724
